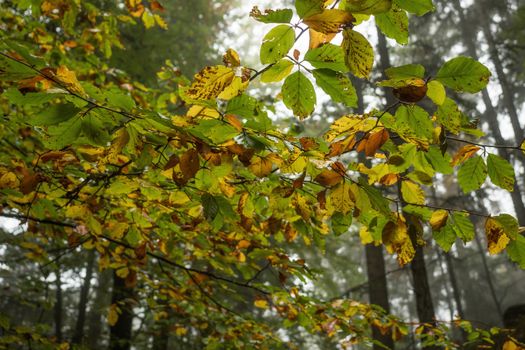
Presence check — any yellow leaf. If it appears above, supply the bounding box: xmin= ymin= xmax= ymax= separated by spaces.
xmin=248 ymin=156 xmax=273 ymax=177
xmin=401 ymin=180 xmax=425 ymax=205
xmin=175 ymin=326 xmax=188 ymax=336
xmin=223 ymin=48 xmax=241 ymax=67
xmin=325 ymin=114 xmax=375 ymax=142
xmin=153 ymin=14 xmax=167 ymax=29
xmin=108 ymin=304 xmax=119 ymax=326
xmin=186 ymin=105 xmax=220 ymax=119
xmin=430 ymin=210 xmax=448 ymax=230
xmin=359 ymin=226 xmax=374 ymax=245
xmin=0 ymin=171 xmax=19 ymax=189
xmin=327 ymin=182 xmax=355 ymax=214
xmin=520 ymin=139 xmax=525 ymax=155
xmin=218 ymin=76 xmax=248 ymax=100
xmin=451 ymin=145 xmax=480 ymax=166
xmin=236 ymin=251 xmax=246 ymax=262
xmin=186 ymin=65 xmax=235 ymax=101
xmin=56 ymin=66 xmax=85 ymax=95
xmin=503 ymin=340 xmax=522 ymax=350
xmin=304 ymin=9 xmax=354 ymax=34
xmin=485 ymin=217 xmax=511 ymax=255
xmin=308 ymin=28 xmax=336 ymax=49
xmin=383 ymin=215 xmax=415 ymax=266
xmin=254 ymin=299 xmax=269 ymax=309
xmin=342 ymin=28 xmax=374 ymax=79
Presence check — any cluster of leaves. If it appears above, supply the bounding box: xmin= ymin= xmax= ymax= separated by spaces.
xmin=1 ymin=0 xmax=525 ymax=348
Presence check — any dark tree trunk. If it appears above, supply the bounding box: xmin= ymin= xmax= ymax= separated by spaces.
xmin=72 ymin=250 xmax=96 ymax=344
xmin=474 ymin=233 xmax=503 ymax=321
xmin=409 ymin=226 xmax=441 ymax=350
xmin=54 ymin=266 xmax=63 ymax=343
xmin=109 ymin=271 xmax=134 ymax=350
xmin=87 ymin=268 xmax=112 ymax=349
xmin=366 ymin=245 xmax=395 ymax=349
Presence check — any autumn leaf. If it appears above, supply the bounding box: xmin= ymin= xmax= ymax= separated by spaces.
xmin=186 ymin=65 xmax=235 ymax=101
xmin=342 ymin=29 xmax=374 ymax=79
xmin=485 ymin=216 xmax=512 ymax=255
xmin=314 ymin=169 xmax=343 ymax=187
xmin=429 ymin=210 xmax=448 ymax=231
xmin=108 ymin=304 xmax=119 ymax=326
xmin=303 ymin=9 xmax=354 ymax=34
xmin=450 ymin=145 xmax=480 ymax=166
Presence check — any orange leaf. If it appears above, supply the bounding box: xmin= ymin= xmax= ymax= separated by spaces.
xmin=451 ymin=145 xmax=480 ymax=166
xmin=314 ymin=169 xmax=343 ymax=187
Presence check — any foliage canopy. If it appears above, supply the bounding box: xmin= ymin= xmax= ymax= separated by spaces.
xmin=0 ymin=0 xmax=524 ymax=349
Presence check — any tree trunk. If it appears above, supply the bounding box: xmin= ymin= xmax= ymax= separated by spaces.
xmin=444 ymin=252 xmax=465 ymax=320
xmin=409 ymin=226 xmax=441 ymax=350
xmin=366 ymin=245 xmax=395 ymax=349
xmin=474 ymin=233 xmax=503 ymax=321
xmin=109 ymin=271 xmax=134 ymax=350
xmin=87 ymin=268 xmax=112 ymax=349
xmin=54 ymin=266 xmax=63 ymax=343
xmin=72 ymin=250 xmax=96 ymax=344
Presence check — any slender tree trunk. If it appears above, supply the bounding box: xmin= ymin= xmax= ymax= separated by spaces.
xmin=87 ymin=268 xmax=112 ymax=349
xmin=437 ymin=251 xmax=454 ymax=321
xmin=54 ymin=266 xmax=63 ymax=343
xmin=72 ymin=250 xmax=96 ymax=344
xmin=109 ymin=271 xmax=134 ymax=350
xmin=366 ymin=245 xmax=395 ymax=349
xmin=444 ymin=252 xmax=465 ymax=320
xmin=474 ymin=233 xmax=503 ymax=321
xmin=452 ymin=0 xmax=525 ymax=225
xmin=409 ymin=225 xmax=441 ymax=350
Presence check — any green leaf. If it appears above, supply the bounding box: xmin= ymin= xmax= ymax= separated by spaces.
xmin=433 ymin=224 xmax=456 ymax=252
xmin=451 ymin=212 xmax=475 ymax=242
xmin=395 ymin=105 xmax=433 ymax=143
xmin=260 ymin=59 xmax=294 ymax=82
xmin=403 ymin=204 xmax=433 ymax=221
xmin=2 ymin=88 xmax=58 ymax=106
xmin=312 ymin=69 xmax=357 ymax=107
xmin=304 ymin=44 xmax=348 ymax=72
xmin=81 ymin=113 xmax=111 ymax=146
xmin=487 ymin=153 xmax=515 ymax=191
xmin=375 ymin=6 xmax=409 ymax=45
xmin=359 ymin=179 xmax=393 ymax=218
xmin=202 ymin=194 xmax=219 ymax=221
xmin=30 ymin=103 xmax=81 ymax=126
xmin=426 ymin=80 xmax=446 ymax=105
xmin=425 ymin=146 xmax=453 ymax=174
xmin=345 ymin=0 xmax=392 ymax=14
xmin=385 ymin=64 xmax=425 ymax=79
xmin=190 ymin=119 xmax=239 ymax=144
xmin=260 ymin=25 xmax=295 ymax=64
xmin=394 ymin=0 xmax=434 ymax=16
xmin=251 ymin=8 xmax=294 ymax=23
xmin=436 ymin=97 xmax=463 ymax=134
xmin=45 ymin=115 xmax=83 ymax=149
xmin=105 ymin=89 xmax=136 ymax=111
xmin=457 ymin=155 xmax=487 ymax=192
xmin=401 ymin=180 xmax=425 ymax=205
xmin=435 ymin=56 xmax=491 ymax=93
xmin=295 ymin=0 xmax=325 ymax=18
xmin=282 ymin=71 xmax=316 ymax=118
xmin=507 ymin=234 xmax=525 ymax=269
xmin=331 ymin=212 xmax=352 ymax=236
xmin=342 ymin=29 xmax=374 ymax=79
xmin=226 ymin=94 xmax=258 ymax=118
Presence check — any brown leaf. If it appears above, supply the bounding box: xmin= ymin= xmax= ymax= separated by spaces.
xmin=357 ymin=129 xmax=389 ymax=157
xmin=304 ymin=9 xmax=354 ymax=34
xmin=315 ymin=169 xmax=343 ymax=187
xmin=451 ymin=145 xmax=480 ymax=166
xmin=180 ymin=149 xmax=200 ymax=180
